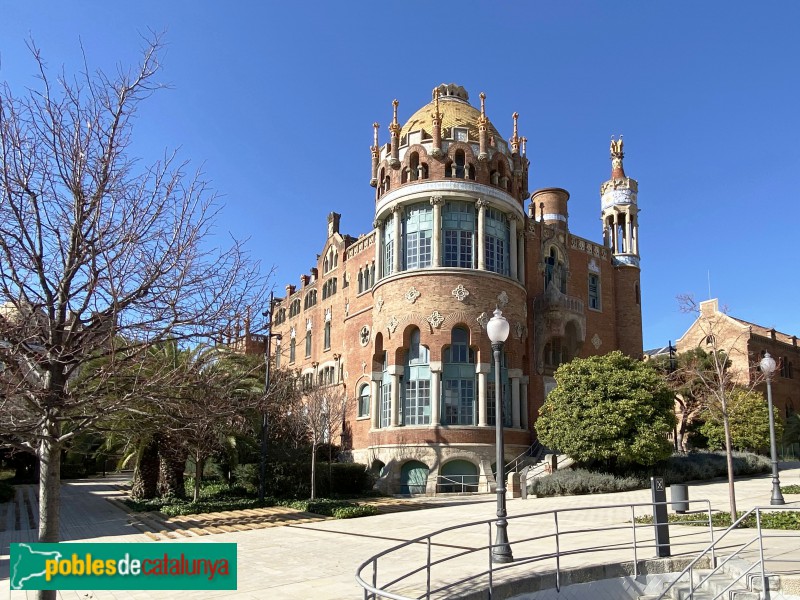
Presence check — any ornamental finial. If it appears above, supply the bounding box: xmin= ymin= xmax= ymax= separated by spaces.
xmin=610 ymin=135 xmax=626 ymax=178
xmin=389 ymin=99 xmax=401 ymax=135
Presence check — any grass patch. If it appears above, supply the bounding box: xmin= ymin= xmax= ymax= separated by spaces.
xmin=781 ymin=485 xmax=800 ymax=494
xmin=635 ymin=511 xmax=800 ymax=530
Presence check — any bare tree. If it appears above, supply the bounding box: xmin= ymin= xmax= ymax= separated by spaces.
xmin=677 ymin=295 xmax=765 ymax=519
xmin=301 ymin=384 xmax=347 ymax=500
xmin=0 ymin=34 xmax=267 ymax=570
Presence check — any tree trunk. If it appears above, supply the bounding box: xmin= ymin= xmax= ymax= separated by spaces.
xmin=310 ymin=442 xmax=317 ymax=500
xmin=131 ymin=438 xmax=159 ymax=500
xmin=37 ymin=425 xmax=61 ymax=600
xmin=193 ymin=453 xmax=203 ymax=503
xmin=722 ymin=411 xmax=737 ymax=521
xmin=38 ymin=432 xmax=61 ymax=542
xmin=157 ymin=433 xmax=187 ymax=498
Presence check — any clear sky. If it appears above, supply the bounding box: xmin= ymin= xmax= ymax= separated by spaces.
xmin=2 ymin=1 xmax=798 ymax=350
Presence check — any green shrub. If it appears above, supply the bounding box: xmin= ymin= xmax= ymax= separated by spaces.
xmin=332 ymin=505 xmax=379 ymax=519
xmin=0 ymin=481 xmax=15 ymax=503
xmin=531 ymin=451 xmax=771 ymax=497
xmin=529 ymin=469 xmax=643 ymax=497
xmin=159 ymin=498 xmax=274 ymax=517
xmin=636 ymin=511 xmax=800 ymax=530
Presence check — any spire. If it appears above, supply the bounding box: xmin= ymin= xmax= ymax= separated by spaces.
xmin=370 ymin=122 xmax=380 ymax=187
xmin=431 ymin=88 xmax=443 ymax=158
xmin=510 ymin=112 xmax=520 ymax=154
xmin=388 ymin=100 xmax=400 ymax=166
xmin=477 ymin=92 xmax=488 ymax=160
xmin=610 ymin=135 xmax=626 ymax=179
xmin=389 ymin=99 xmax=401 ymax=136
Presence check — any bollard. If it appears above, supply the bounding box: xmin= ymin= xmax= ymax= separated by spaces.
xmin=651 ymin=476 xmax=671 ymax=557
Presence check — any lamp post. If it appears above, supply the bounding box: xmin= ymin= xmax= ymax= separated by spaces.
xmin=487 ymin=307 xmax=513 ymax=563
xmin=759 ymin=352 xmax=785 ymax=505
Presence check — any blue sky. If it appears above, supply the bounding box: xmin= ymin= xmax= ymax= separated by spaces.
xmin=2 ymin=1 xmax=798 ymax=350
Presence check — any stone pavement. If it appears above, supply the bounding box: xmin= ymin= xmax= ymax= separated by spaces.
xmin=1 ymin=465 xmax=798 ymax=599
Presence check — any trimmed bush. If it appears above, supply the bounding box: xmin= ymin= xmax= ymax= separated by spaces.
xmin=0 ymin=481 xmax=15 ymax=503
xmin=529 ymin=469 xmax=642 ymax=497
xmin=531 ymin=451 xmax=771 ymax=497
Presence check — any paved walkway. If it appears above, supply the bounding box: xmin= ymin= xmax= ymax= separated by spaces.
xmin=1 ymin=465 xmax=799 ymax=599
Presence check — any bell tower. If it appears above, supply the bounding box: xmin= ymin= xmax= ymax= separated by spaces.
xmin=601 ymin=136 xmax=639 ymax=264
xmin=601 ymin=137 xmax=643 ymax=357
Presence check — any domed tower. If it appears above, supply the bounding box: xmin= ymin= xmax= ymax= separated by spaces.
xmin=601 ymin=137 xmax=643 ymax=357
xmin=363 ymin=84 xmax=532 ymax=493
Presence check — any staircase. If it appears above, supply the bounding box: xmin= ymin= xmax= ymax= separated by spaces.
xmin=639 ymin=558 xmax=785 ymax=599
xmin=639 ymin=505 xmax=800 ymax=600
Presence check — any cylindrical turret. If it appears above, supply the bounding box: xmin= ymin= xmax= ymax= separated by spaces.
xmin=531 ymin=188 xmax=569 ymax=231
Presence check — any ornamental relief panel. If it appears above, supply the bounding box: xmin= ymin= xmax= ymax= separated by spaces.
xmin=451 ymin=284 xmax=470 ymax=302
xmin=405 ymin=287 xmax=421 ymax=304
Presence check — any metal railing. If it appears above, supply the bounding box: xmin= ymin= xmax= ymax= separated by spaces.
xmin=436 ymin=475 xmax=482 ymax=494
xmin=654 ymin=505 xmax=797 ymax=600
xmin=355 ymin=499 xmax=715 ymax=600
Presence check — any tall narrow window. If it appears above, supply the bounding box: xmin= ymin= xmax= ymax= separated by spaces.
xmin=454 ymin=149 xmax=466 ymax=178
xmin=544 ymin=247 xmax=566 ymax=293
xmin=485 ymin=208 xmax=509 ymax=275
xmin=442 ymin=201 xmax=475 ymax=268
xmin=442 ymin=327 xmax=476 ymax=425
xmin=305 ymin=331 xmax=312 ymax=358
xmin=404 ymin=203 xmax=433 ymax=270
xmin=358 ymin=384 xmax=370 ymax=418
xmin=289 ymin=338 xmax=296 ymax=364
xmin=403 ymin=328 xmax=431 ymax=425
xmin=380 ymin=381 xmax=391 ymax=427
xmin=383 ymin=215 xmax=395 ymax=277
xmin=324 ymin=321 xmax=331 ymax=350
xmin=588 ymin=274 xmax=601 ymax=310
xmin=275 ymin=342 xmax=281 ymax=369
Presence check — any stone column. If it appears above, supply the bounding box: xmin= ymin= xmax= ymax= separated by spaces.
xmin=625 ymin=211 xmax=632 ymax=254
xmin=370 ymin=373 xmax=381 ymax=429
xmin=373 ymin=219 xmax=383 ymax=280
xmin=509 ymin=369 xmax=523 ymax=429
xmin=430 ymin=361 xmax=442 ymax=426
xmin=509 ymin=217 xmax=518 ymax=279
xmin=430 ymin=196 xmax=443 ymax=267
xmin=520 ymin=376 xmax=529 ymax=430
xmin=476 ymin=363 xmax=491 ymax=427
xmin=392 ymin=206 xmax=402 ymax=274
xmin=476 ymin=199 xmax=487 ymax=270
xmin=388 ymin=365 xmax=403 ymax=427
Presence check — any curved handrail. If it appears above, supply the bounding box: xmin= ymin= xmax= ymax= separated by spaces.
xmin=355 ymin=499 xmax=715 ymax=600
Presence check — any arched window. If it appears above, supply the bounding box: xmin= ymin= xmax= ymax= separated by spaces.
xmin=404 ymin=203 xmax=433 ymax=270
xmin=324 ymin=321 xmax=331 ymax=350
xmin=485 ymin=208 xmax=509 ymax=275
xmin=369 ymin=262 xmax=375 ymax=286
xmin=358 ymin=384 xmax=370 ymax=418
xmin=289 ymin=338 xmax=296 ymax=364
xmin=403 ymin=328 xmax=431 ymax=425
xmin=358 ymin=270 xmax=364 ymax=293
xmin=305 ymin=330 xmax=312 ymax=358
xmin=409 ymin=152 xmax=419 ymax=181
xmin=443 ymin=327 xmax=476 ymax=425
xmin=442 ymin=201 xmax=475 ymax=268
xmin=454 ymin=149 xmax=465 ymax=179
xmin=544 ymin=247 xmax=566 ymax=293
xmin=420 ymin=162 xmax=429 ymax=180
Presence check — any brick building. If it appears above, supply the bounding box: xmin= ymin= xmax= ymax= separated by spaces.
xmin=676 ymin=298 xmax=799 ymax=418
xmin=261 ymin=84 xmax=644 ymax=493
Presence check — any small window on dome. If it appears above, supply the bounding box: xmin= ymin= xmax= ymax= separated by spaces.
xmin=454 ymin=127 xmax=468 ymax=142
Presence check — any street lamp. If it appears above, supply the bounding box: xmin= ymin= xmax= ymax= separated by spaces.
xmin=759 ymin=352 xmax=785 ymax=505
xmin=487 ymin=307 xmax=513 ymax=563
